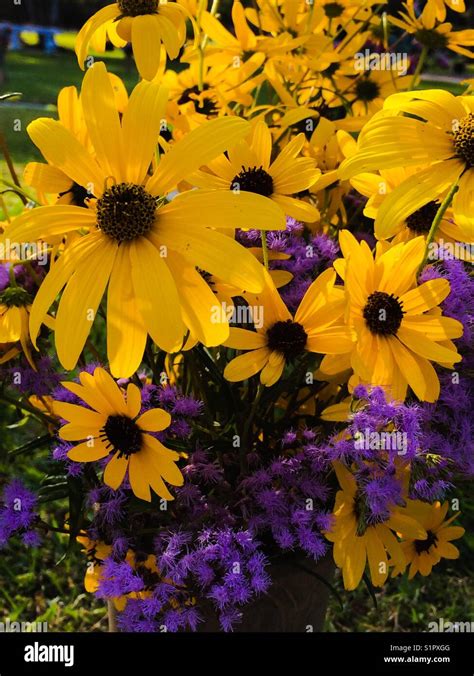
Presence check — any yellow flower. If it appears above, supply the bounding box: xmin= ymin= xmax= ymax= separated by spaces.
xmin=75 ymin=0 xmax=189 ymax=80
xmin=223 ymin=268 xmax=354 ymax=387
xmin=422 ymin=0 xmax=465 ymax=23
xmin=5 ymin=63 xmax=284 ymax=377
xmin=393 ymin=500 xmax=465 ymax=579
xmin=334 ymin=231 xmax=463 ymax=402
xmin=54 ymin=367 xmax=183 ymax=502
xmin=77 ymin=535 xmax=113 ymax=593
xmin=0 ymin=285 xmax=35 ymax=368
xmin=325 ymin=461 xmax=427 ymax=590
xmin=339 ymin=90 xmax=474 ymax=242
xmin=390 ymin=1 xmax=474 ymax=59
xmin=190 ymin=120 xmax=321 ymax=222
xmin=351 ymin=164 xmax=470 ymax=246
xmin=24 ymin=75 xmax=128 ymax=206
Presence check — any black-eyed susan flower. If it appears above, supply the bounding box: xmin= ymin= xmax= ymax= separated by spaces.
xmin=325 ymin=461 xmax=427 ymax=590
xmin=75 ymin=0 xmax=190 ymax=80
xmin=223 ymin=268 xmax=354 ymax=387
xmin=5 ymin=63 xmax=284 ymax=378
xmin=392 ymin=500 xmax=465 ymax=578
xmin=334 ymin=231 xmax=463 ymax=402
xmin=189 ymin=120 xmax=321 ymax=222
xmin=390 ymin=0 xmax=474 ymax=59
xmin=0 ymin=284 xmax=35 ymax=368
xmin=350 ymin=164 xmax=470 ymax=245
xmin=423 ymin=0 xmax=465 ymax=23
xmin=339 ymin=90 xmax=474 ymax=242
xmin=54 ymin=367 xmax=183 ymax=502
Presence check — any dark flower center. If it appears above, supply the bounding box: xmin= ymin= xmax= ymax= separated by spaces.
xmin=230 ymin=165 xmax=274 ymax=197
xmin=58 ymin=182 xmax=91 ymax=208
xmin=363 ymin=291 xmax=404 ymax=335
xmin=117 ymin=0 xmax=158 ymax=17
xmin=406 ymin=201 xmax=439 ymax=233
xmin=453 ymin=113 xmax=474 ymax=167
xmin=414 ymin=529 xmax=438 ymax=554
xmin=177 ymin=84 xmax=218 ymax=116
xmin=0 ymin=286 xmax=32 ymax=308
xmin=414 ymin=28 xmax=448 ymax=50
xmin=266 ymin=319 xmax=308 ymax=359
xmin=96 ymin=183 xmax=158 ymax=243
xmin=101 ymin=414 xmax=143 ymax=459
xmin=324 ymin=2 xmax=344 ymax=18
xmin=355 ymin=78 xmax=380 ymax=102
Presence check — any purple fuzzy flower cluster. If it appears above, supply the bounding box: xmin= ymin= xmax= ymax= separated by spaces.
xmin=239 ymin=434 xmax=331 ymax=560
xmin=141 ymin=384 xmax=203 ymax=439
xmin=2 ymin=356 xmax=62 ymax=396
xmin=96 ymin=529 xmax=270 ymax=632
xmin=0 ymin=479 xmax=41 ymax=548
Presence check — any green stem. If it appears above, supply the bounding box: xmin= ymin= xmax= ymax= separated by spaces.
xmin=411 ymin=45 xmax=428 ymax=89
xmin=240 ymin=384 xmax=264 ymax=472
xmin=418 ymin=181 xmax=459 ymax=274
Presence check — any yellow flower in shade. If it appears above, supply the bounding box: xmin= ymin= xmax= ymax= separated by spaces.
xmin=325 ymin=462 xmax=427 ymax=590
xmin=5 ymin=63 xmax=284 ymax=378
xmin=339 ymin=90 xmax=474 ymax=241
xmin=75 ymin=0 xmax=189 ymax=80
xmin=423 ymin=0 xmax=465 ymax=23
xmin=334 ymin=231 xmax=463 ymax=402
xmin=350 ymin=164 xmax=471 ymax=246
xmin=54 ymin=367 xmax=183 ymax=502
xmin=223 ymin=268 xmax=354 ymax=387
xmin=77 ymin=535 xmax=112 ymax=593
xmin=340 ymin=69 xmax=412 ymax=119
xmin=392 ymin=500 xmax=465 ymax=579
xmin=189 ymin=120 xmax=321 ymax=222
xmin=390 ymin=1 xmax=474 ymax=58
xmin=0 ymin=285 xmax=35 ymax=368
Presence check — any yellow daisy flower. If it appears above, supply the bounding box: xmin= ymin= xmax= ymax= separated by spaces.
xmin=393 ymin=500 xmax=465 ymax=579
xmin=339 ymin=90 xmax=474 ymax=241
xmin=334 ymin=231 xmax=463 ymax=402
xmin=54 ymin=367 xmax=183 ymax=502
xmin=390 ymin=1 xmax=474 ymax=59
xmin=189 ymin=120 xmax=321 ymax=222
xmin=75 ymin=0 xmax=189 ymax=81
xmin=223 ymin=268 xmax=354 ymax=387
xmin=351 ymin=164 xmax=470 ymax=245
xmin=423 ymin=0 xmax=465 ymax=23
xmin=0 ymin=285 xmax=35 ymax=368
xmin=5 ymin=63 xmax=284 ymax=377
xmin=325 ymin=462 xmax=427 ymax=591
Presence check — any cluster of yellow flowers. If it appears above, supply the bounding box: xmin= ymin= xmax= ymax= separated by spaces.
xmin=1 ymin=0 xmax=471 ymax=593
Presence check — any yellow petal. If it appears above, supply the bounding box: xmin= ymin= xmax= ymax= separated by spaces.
xmin=27 ymin=118 xmax=107 ymax=196
xmin=126 ymin=383 xmax=142 ymax=419
xmin=223 ymin=328 xmax=266 ymax=350
xmin=68 ymin=438 xmax=110 ymax=462
xmin=75 ymin=4 xmax=118 ymax=67
xmin=128 ymin=453 xmax=151 ymax=501
xmin=129 ymin=237 xmax=184 ymax=353
xmin=224 ymin=347 xmax=270 ymax=382
xmin=136 ymin=409 xmax=172 ymax=432
xmin=80 ymin=62 xmax=124 ymax=180
xmin=146 ymin=117 xmax=250 ymax=195
xmin=55 ymin=235 xmax=117 ymax=370
xmin=104 ymin=452 xmax=129 ymax=490
xmin=399 ymin=278 xmax=450 ymax=314
xmin=121 ymin=79 xmax=168 ymax=184
xmin=107 ymin=244 xmax=147 ymax=379
xmin=131 ymin=15 xmax=162 ymax=81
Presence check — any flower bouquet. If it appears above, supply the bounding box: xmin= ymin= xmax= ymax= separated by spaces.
xmin=0 ymin=0 xmax=473 ymax=636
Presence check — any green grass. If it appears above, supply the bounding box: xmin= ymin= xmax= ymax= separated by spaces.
xmin=0 ymin=49 xmax=139 ymax=105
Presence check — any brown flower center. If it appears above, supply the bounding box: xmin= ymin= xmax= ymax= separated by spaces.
xmin=266 ymin=319 xmax=308 ymax=359
xmin=101 ymin=414 xmax=143 ymax=459
xmin=453 ymin=113 xmax=474 ymax=167
xmin=363 ymin=291 xmax=405 ymax=336
xmin=117 ymin=0 xmax=158 ymax=17
xmin=406 ymin=201 xmax=439 ymax=233
xmin=230 ymin=166 xmax=274 ymax=197
xmin=96 ymin=183 xmax=158 ymax=243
